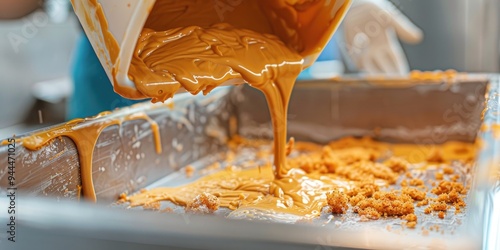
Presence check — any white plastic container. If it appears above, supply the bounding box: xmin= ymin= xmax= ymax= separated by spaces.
xmin=71 ymin=0 xmax=155 ymax=95
xmin=70 ymin=0 xmax=350 ymax=98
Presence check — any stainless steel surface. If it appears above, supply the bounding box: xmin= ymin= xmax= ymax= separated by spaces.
xmin=474 ymin=75 xmax=500 ymax=250
xmin=235 ymin=78 xmax=487 ymax=144
xmin=0 ymin=76 xmax=499 ymax=249
xmin=0 ymin=88 xmax=233 ymax=202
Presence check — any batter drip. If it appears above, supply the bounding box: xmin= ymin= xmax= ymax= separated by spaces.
xmin=128 ymin=23 xmax=303 ymax=180
xmin=20 ymin=0 xmax=351 ymax=203
xmin=124 ymin=0 xmax=351 ymax=183
xmin=22 ymin=111 xmax=162 ymax=201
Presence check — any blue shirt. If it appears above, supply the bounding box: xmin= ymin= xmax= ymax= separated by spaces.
xmin=297 ymin=34 xmax=342 ymax=80
xmin=67 ymin=35 xmax=142 ymax=120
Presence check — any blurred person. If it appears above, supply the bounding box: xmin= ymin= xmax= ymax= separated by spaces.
xmin=342 ymin=0 xmax=423 ymax=75
xmin=298 ymin=0 xmax=423 ymax=79
xmin=300 ymin=0 xmax=500 ymax=76
xmin=0 ymin=0 xmax=41 ymax=19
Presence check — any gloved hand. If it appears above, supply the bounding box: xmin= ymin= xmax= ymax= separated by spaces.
xmin=342 ymin=0 xmax=423 ymax=75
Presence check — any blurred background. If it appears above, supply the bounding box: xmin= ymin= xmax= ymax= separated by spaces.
xmin=0 ymin=0 xmax=499 ymax=138
xmin=0 ymin=0 xmax=77 ymax=137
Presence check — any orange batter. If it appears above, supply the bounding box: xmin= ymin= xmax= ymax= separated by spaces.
xmin=125 ymin=0 xmax=350 ymax=182
xmin=20 ymin=0 xmax=351 ymax=203
xmin=21 ymin=112 xmax=161 ymax=201
xmin=123 ymin=137 xmax=475 ymax=221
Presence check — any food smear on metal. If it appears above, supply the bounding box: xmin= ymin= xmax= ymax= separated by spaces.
xmin=21 ymin=112 xmax=161 ymax=201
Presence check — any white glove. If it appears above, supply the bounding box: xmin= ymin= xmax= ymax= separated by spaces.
xmin=342 ymin=0 xmax=423 ymax=75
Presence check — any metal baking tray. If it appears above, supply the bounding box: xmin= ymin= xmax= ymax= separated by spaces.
xmin=0 ymin=76 xmax=499 ymax=250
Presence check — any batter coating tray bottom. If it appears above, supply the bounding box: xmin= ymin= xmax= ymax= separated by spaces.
xmin=0 ymin=76 xmax=499 ymax=250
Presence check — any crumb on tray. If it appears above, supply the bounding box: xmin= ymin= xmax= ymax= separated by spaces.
xmin=185 ymin=165 xmax=195 ymax=178
xmin=327 ymin=190 xmax=348 ymax=214
xmin=186 ymin=193 xmax=220 ymax=214
xmin=353 ymin=191 xmax=414 ymax=219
